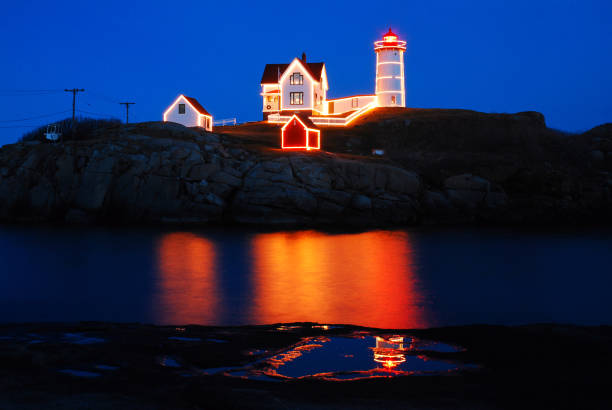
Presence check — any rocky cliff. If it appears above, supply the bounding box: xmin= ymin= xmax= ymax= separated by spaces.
xmin=0 ymin=112 xmax=610 ymax=227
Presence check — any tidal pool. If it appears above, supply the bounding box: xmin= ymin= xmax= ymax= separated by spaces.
xmin=203 ymin=333 xmax=470 ymax=381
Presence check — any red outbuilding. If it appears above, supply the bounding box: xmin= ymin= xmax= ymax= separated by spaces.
xmin=281 ymin=114 xmax=321 ymax=150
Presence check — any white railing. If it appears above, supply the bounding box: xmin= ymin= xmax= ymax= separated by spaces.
xmin=267 ymin=114 xmax=292 ymax=124
xmin=267 ymin=101 xmax=377 ymax=127
xmin=213 ymin=118 xmax=237 ymax=126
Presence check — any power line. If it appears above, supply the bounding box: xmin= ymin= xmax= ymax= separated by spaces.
xmin=0 ymin=110 xmax=71 ymax=123
xmin=0 ymin=89 xmax=63 ymax=92
xmin=88 ymin=91 xmax=120 ymax=104
xmin=0 ymin=124 xmax=46 ymax=129
xmin=0 ymin=89 xmax=64 ymax=97
xmin=76 ymin=109 xmax=118 ymax=118
xmin=0 ymin=92 xmax=64 ymax=97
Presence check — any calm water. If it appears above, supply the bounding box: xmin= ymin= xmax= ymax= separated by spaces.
xmin=0 ymin=226 xmax=610 ymax=328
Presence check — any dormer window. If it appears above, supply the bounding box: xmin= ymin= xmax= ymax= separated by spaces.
xmin=290 ymin=73 xmax=303 ymax=85
xmin=178 ymin=104 xmax=185 ymax=114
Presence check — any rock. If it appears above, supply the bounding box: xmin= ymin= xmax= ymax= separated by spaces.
xmin=263 ymin=158 xmax=289 ymax=173
xmin=210 ymin=171 xmax=242 ymax=187
xmin=446 ymin=189 xmax=486 ymax=209
xmin=351 ymin=194 xmax=372 ymax=210
xmin=0 ymin=116 xmax=609 ymax=227
xmin=317 ymin=200 xmax=344 ymax=216
xmin=591 ymin=150 xmax=605 ymax=162
xmin=386 ymin=168 xmax=420 ymax=194
xmin=29 ymin=182 xmax=55 ymax=210
xmin=423 ymin=190 xmax=453 ymax=211
xmin=205 ymin=193 xmax=225 ymax=207
xmin=485 ymin=191 xmax=508 ymax=208
xmin=443 ymin=174 xmax=493 ymax=209
xmin=189 ymin=163 xmax=219 ymax=181
xmin=64 ymin=208 xmax=94 ymax=224
xmin=444 ymin=174 xmax=490 ymax=192
xmin=209 ymin=183 xmax=234 ymax=199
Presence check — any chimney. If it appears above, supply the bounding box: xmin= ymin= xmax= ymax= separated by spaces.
xmin=301 ymin=52 xmax=306 ymax=63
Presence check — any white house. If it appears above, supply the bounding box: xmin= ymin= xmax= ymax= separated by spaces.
xmin=262 ymin=29 xmax=406 ymax=127
xmin=163 ymin=94 xmax=213 ymax=131
xmin=261 ymin=53 xmax=328 ymax=119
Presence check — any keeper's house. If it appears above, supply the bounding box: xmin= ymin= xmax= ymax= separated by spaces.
xmin=163 ymin=94 xmax=213 ymax=131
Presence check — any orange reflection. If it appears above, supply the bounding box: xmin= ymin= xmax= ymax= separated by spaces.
xmin=373 ymin=336 xmax=407 ymax=369
xmin=250 ymin=230 xmax=429 ymax=328
xmin=154 ymin=232 xmax=219 ymax=325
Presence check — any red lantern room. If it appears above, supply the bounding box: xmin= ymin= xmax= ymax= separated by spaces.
xmin=375 ymin=28 xmax=407 ymax=51
xmin=281 ymin=114 xmax=321 ymax=150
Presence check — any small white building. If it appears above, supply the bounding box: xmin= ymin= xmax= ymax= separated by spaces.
xmin=163 ymin=94 xmax=213 ymax=131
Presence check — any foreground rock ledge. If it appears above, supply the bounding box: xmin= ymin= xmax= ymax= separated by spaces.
xmin=0 ymin=120 xmax=610 ymax=226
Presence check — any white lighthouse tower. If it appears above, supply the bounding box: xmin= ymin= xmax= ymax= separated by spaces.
xmin=375 ymin=28 xmax=407 ymax=107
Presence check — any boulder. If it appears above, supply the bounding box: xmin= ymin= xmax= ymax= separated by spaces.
xmin=351 ymin=194 xmax=372 ymax=210
xmin=444 ymin=174 xmax=490 ymax=192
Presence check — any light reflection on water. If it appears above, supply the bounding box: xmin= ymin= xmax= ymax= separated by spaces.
xmin=153 ymin=233 xmax=221 ymax=325
xmin=200 ymin=334 xmax=466 ymax=381
xmin=153 ymin=230 xmax=430 ymax=328
xmin=3 ymin=225 xmax=610 ymax=327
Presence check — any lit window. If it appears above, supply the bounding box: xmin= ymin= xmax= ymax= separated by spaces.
xmin=290 ymin=73 xmax=303 ymax=85
xmin=267 ymin=96 xmax=274 ymax=102
xmin=178 ymin=104 xmax=185 ymax=114
xmin=391 ymin=96 xmax=396 ymax=104
xmin=352 ymin=98 xmax=358 ymax=108
xmin=290 ymin=92 xmax=303 ymax=105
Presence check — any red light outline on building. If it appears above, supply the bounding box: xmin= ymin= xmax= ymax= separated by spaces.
xmin=281 ymin=114 xmax=321 ymax=151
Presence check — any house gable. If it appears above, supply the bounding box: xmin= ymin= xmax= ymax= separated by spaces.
xmin=279 ymin=58 xmax=316 ymax=112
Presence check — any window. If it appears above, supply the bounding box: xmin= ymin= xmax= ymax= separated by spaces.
xmin=267 ymin=96 xmax=274 ymax=102
xmin=352 ymin=98 xmax=359 ymax=108
xmin=391 ymin=96 xmax=396 ymax=105
xmin=290 ymin=72 xmax=303 ymax=85
xmin=290 ymin=92 xmax=303 ymax=105
xmin=178 ymin=103 xmax=185 ymax=114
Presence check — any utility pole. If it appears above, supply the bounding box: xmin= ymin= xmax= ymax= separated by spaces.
xmin=64 ymin=88 xmax=85 ymax=125
xmin=119 ymin=102 xmax=135 ymax=124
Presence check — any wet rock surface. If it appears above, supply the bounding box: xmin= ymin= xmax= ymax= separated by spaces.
xmin=0 ymin=322 xmax=610 ymax=409
xmin=0 ymin=115 xmax=610 ymax=227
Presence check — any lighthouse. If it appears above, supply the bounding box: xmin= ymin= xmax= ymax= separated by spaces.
xmin=375 ymin=28 xmax=407 ymax=107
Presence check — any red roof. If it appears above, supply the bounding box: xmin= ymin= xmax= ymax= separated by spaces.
xmin=293 ymin=113 xmax=319 ymax=130
xmin=261 ymin=60 xmax=325 ymax=84
xmin=183 ymin=96 xmax=211 ymax=116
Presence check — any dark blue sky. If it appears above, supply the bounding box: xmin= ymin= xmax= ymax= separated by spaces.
xmin=1 ymin=0 xmax=610 ymax=145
